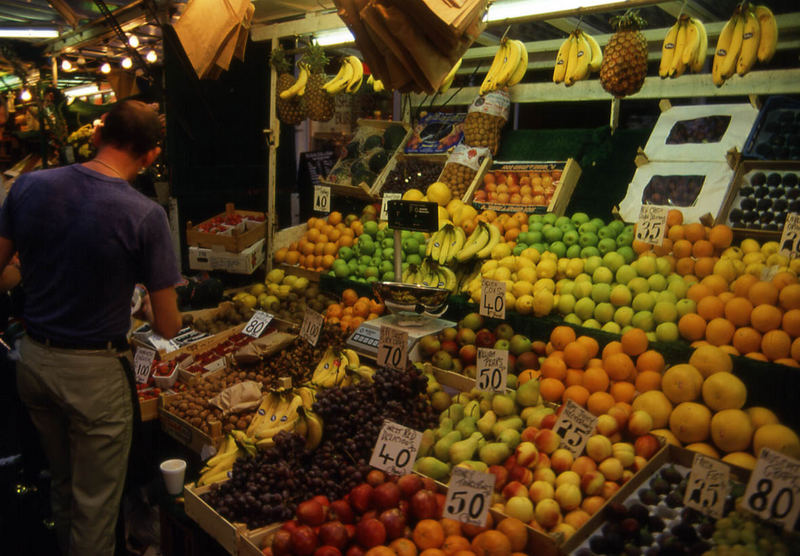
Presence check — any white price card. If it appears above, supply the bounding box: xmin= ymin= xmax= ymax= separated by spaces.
xmin=480 ymin=278 xmax=506 ymax=319
xmin=150 ymin=335 xmax=179 ymax=353
xmin=443 ymin=467 xmax=495 ymax=526
xmin=684 ymin=453 xmax=730 ymax=519
xmin=743 ymin=447 xmax=800 ymax=531
xmin=369 ymin=420 xmax=422 ymax=476
xmin=553 ymin=400 xmax=598 ymax=457
xmin=377 ymin=325 xmax=408 ymax=371
xmin=133 ymin=347 xmax=156 ymax=384
xmin=313 ymin=185 xmax=331 ymax=214
xmin=779 ymin=212 xmax=800 ymax=259
xmin=380 ymin=193 xmax=402 ymax=221
xmin=243 ymin=311 xmax=273 ymax=338
xmin=299 ymin=308 xmax=324 ymax=346
xmin=635 ymin=205 xmax=669 ymax=246
xmin=475 ymin=348 xmax=508 ymax=392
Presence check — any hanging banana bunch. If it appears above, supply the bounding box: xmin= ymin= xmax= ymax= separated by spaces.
xmin=322 ymin=55 xmax=364 ymax=95
xmin=552 ymin=29 xmax=602 ymax=86
xmin=278 ymin=62 xmax=310 ymax=100
xmin=480 ymin=39 xmax=528 ymax=94
xmin=659 ymin=15 xmax=708 ymax=78
xmin=438 ymin=58 xmax=462 ymax=94
xmin=712 ymin=3 xmax=777 ymax=87
xmin=367 ymin=74 xmax=388 ymax=93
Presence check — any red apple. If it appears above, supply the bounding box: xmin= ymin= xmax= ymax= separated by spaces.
xmin=297 ymin=500 xmax=326 ymax=526
xmin=379 ymin=508 xmax=407 ymax=540
xmin=420 ymin=477 xmax=438 ymax=492
xmin=508 ymin=465 xmax=533 ymax=486
xmin=373 ymin=482 xmax=401 ymax=511
xmin=344 ymin=524 xmax=356 ymax=541
xmin=329 ymin=500 xmax=355 ymax=524
xmin=313 ymin=547 xmax=342 ymax=556
xmin=271 ymin=529 xmax=292 ymax=556
xmin=356 ymin=518 xmax=386 ymax=548
xmin=349 ymin=483 xmax=374 ymax=513
xmin=345 ymin=546 xmax=365 ymax=556
xmin=507 ymin=353 xmax=516 ymax=372
xmin=503 ymin=454 xmax=518 ymax=470
xmin=502 ymin=481 xmax=528 ymax=499
xmin=397 ymin=499 xmax=410 ymax=519
xmin=396 ymin=474 xmax=423 ymax=499
xmin=441 ymin=339 xmax=459 ymax=356
xmin=312 ymin=495 xmax=331 ymax=507
xmin=475 ymin=328 xmax=496 ymax=348
xmin=366 ymin=469 xmax=386 ymax=486
xmin=318 ymin=521 xmax=348 ymax=550
xmin=458 ymin=344 xmax=477 ymax=365
xmin=282 ymin=520 xmax=300 ymax=533
xmin=634 ymin=434 xmax=660 ymax=460
xmin=487 ymin=465 xmax=509 ymax=491
xmin=435 ymin=493 xmax=446 ymax=519
xmin=410 ymin=489 xmax=438 ymax=520
xmin=290 ymin=525 xmax=319 ymax=556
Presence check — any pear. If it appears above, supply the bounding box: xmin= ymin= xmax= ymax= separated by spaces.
xmin=492 ymin=416 xmax=524 ymax=438
xmin=516 ymin=379 xmax=540 ymax=407
xmin=436 ymin=418 xmax=453 ymax=440
xmin=525 ymin=406 xmax=555 ymax=428
xmin=442 ymin=403 xmax=464 ymax=424
xmin=449 ymin=432 xmax=483 ymax=464
xmin=415 ymin=456 xmax=451 ymax=480
xmin=456 ymin=460 xmax=489 ymax=473
xmin=479 ymin=398 xmax=492 ymax=414
xmin=506 ymin=374 xmax=518 ymax=389
xmin=520 ymin=406 xmax=540 ymax=422
xmin=491 ymin=393 xmax=517 ymax=417
xmin=435 ymin=430 xmax=462 ymax=461
xmin=453 ymin=393 xmax=473 ymax=404
xmin=418 ymin=429 xmax=436 ymax=458
xmin=477 ymin=410 xmax=498 ymax=436
xmin=456 ymin=416 xmax=478 ymax=437
xmin=498 ymin=428 xmax=521 ymax=450
xmin=423 ymin=372 xmax=441 ymax=395
xmin=479 ymin=442 xmax=511 ymax=466
xmin=463 ymin=400 xmax=481 ymax=419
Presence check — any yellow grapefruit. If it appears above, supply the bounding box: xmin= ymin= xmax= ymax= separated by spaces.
xmin=701 ymin=372 xmax=747 ymax=411
xmin=661 ymin=364 xmax=704 ymax=404
xmin=710 ymin=409 xmax=753 ymax=453
xmin=632 ymin=391 xmax=673 ymax=429
xmin=753 ymin=424 xmax=800 ymax=459
xmin=669 ymin=402 xmax=711 ymax=444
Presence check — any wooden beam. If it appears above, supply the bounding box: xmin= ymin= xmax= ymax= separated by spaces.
xmin=45 ymin=0 xmax=149 ymax=54
xmin=474 ymin=31 xmax=501 ymax=46
xmin=544 ymin=17 xmax=604 ymax=36
xmin=250 ymin=10 xmax=343 ymax=42
xmin=657 ymin=1 xmax=716 ymax=22
xmin=48 ymin=0 xmax=81 ymax=28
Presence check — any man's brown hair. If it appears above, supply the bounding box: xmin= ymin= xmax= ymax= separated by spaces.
xmin=98 ymin=100 xmax=162 ymax=157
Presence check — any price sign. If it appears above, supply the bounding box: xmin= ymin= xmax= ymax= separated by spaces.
xmin=313 ymin=185 xmax=331 ymax=214
xmin=369 ymin=420 xmax=422 ymax=475
xmin=635 ymin=205 xmax=669 ymax=246
xmin=743 ymin=448 xmax=800 ymax=531
xmin=299 ymin=308 xmax=324 ymax=346
xmin=684 ymin=453 xmax=730 ymax=519
xmin=443 ymin=466 xmax=495 ymax=526
xmin=779 ymin=213 xmax=800 ymax=259
xmin=387 ymin=200 xmax=439 ymax=232
xmin=150 ymin=335 xmax=179 ymax=353
xmin=475 ymin=348 xmax=508 ymax=392
xmin=480 ymin=279 xmax=506 ymax=319
xmin=243 ymin=311 xmax=273 ymax=338
xmin=133 ymin=347 xmax=156 ymax=384
xmin=380 ymin=193 xmax=402 ymax=221
xmin=377 ymin=325 xmax=408 ymax=371
xmin=553 ymin=400 xmax=598 ymax=457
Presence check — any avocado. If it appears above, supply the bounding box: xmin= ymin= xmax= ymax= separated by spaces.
xmin=383 ymin=124 xmax=406 ymax=151
xmin=364 ymin=134 xmax=383 ymax=151
xmin=368 ymin=149 xmax=389 ymax=173
xmin=344 ymin=141 xmax=360 ymax=159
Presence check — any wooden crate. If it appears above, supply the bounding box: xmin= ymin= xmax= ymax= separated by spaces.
xmin=370 ymin=152 xmax=449 ymax=197
xmin=238 ymin=524 xmax=282 ymax=556
xmin=186 ymin=203 xmax=266 ymax=253
xmin=159 ymin=387 xmax=224 ymax=454
xmin=139 ymin=395 xmax=159 ymax=422
xmin=184 ymin=482 xmax=248 ymax=555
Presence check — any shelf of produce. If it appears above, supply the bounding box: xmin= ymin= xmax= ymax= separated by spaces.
xmin=185 ymin=481 xmax=254 ymax=555
xmin=371 ymin=152 xmax=448 ymax=197
xmin=186 ymin=204 xmax=266 ymax=253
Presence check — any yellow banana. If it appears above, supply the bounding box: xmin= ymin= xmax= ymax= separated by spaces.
xmin=205 ymin=435 xmax=237 ymax=467
xmin=494 ymin=39 xmax=522 ymax=87
xmin=439 ymin=58 xmax=462 ymax=93
xmin=279 ymin=64 xmax=309 ymax=99
xmin=681 ymin=18 xmax=702 ymax=69
xmin=553 ymin=34 xmax=573 ymax=84
xmin=311 ymin=349 xmax=338 ymax=386
xmin=304 ymin=409 xmax=324 ymax=450
xmin=342 ymin=348 xmax=360 ymax=369
xmin=373 ymin=78 xmax=385 ymax=92
xmin=721 ymin=13 xmax=745 ymax=79
xmin=296 ymin=385 xmax=317 ymax=410
xmin=563 ymin=33 xmax=579 ymax=86
xmin=506 ymin=41 xmax=528 ymax=86
xmin=481 ymin=42 xmax=508 ymax=94
xmin=456 ymin=222 xmax=489 ymax=262
xmin=254 ymin=411 xmax=299 ymax=439
xmin=197 ymin=468 xmax=232 ymax=486
xmin=323 ymin=61 xmax=353 ymax=94
xmin=660 ymin=21 xmax=680 ymax=78
xmin=476 ymin=222 xmax=501 ymax=259
xmin=713 ymin=14 xmax=738 ymax=86
xmin=256 ymin=437 xmax=274 ymax=449
xmin=583 ymin=33 xmax=602 ymax=73
xmin=345 ymin=56 xmax=363 ymax=93
xmin=669 ymin=19 xmax=688 ymax=78
xmin=737 ymin=8 xmax=761 ymax=76
xmin=452 ymin=226 xmax=466 ymax=255
xmin=692 ymin=19 xmax=709 ymax=72
xmin=755 ymin=5 xmax=778 ymax=63
xmin=566 ymin=32 xmax=590 ymax=85
xmin=246 ymin=393 xmax=280 ymax=437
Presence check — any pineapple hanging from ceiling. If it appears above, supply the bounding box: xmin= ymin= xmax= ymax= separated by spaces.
xmin=600 ymin=10 xmax=649 ymax=98
xmin=302 ymin=44 xmax=335 ymax=122
xmin=271 ymin=46 xmax=306 ymax=125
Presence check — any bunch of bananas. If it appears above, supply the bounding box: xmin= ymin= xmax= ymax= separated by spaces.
xmin=553 ymin=30 xmax=602 ymax=86
xmin=310 ymin=347 xmax=367 ymax=388
xmin=322 ymin=56 xmax=364 ymax=94
xmin=455 ymin=220 xmax=501 ymax=263
xmin=245 ymin=386 xmax=325 ymax=451
xmin=659 ymin=15 xmax=708 ymax=78
xmin=402 ymin=259 xmax=458 ymax=292
xmin=480 ymin=39 xmax=528 ymax=94
xmin=713 ymin=4 xmax=777 ymax=86
xmin=367 ymin=74 xmax=386 ymax=93
xmin=278 ymin=63 xmax=310 ymax=100
xmin=197 ymin=431 xmax=256 ymax=486
xmin=426 ymin=224 xmax=467 ymax=266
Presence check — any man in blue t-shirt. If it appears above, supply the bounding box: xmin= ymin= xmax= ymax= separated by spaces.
xmin=0 ymin=100 xmax=182 ymax=556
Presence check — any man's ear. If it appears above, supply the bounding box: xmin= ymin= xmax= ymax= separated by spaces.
xmin=142 ymin=146 xmax=161 ymax=168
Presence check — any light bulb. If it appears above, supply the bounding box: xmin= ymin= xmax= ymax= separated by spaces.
xmin=145 ymin=50 xmax=157 ymax=63
xmin=101 ymin=62 xmax=111 ymax=74
xmin=61 ymin=59 xmax=72 ymax=71
xmin=121 ymin=57 xmax=132 ymax=69
xmin=128 ymin=35 xmax=139 ymax=48
xmin=20 ymin=89 xmax=31 ymax=101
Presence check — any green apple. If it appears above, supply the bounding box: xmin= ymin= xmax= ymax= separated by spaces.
xmin=598 ymin=238 xmax=617 ymax=255
xmin=647 ymin=274 xmax=667 ymax=292
xmin=543 ymin=226 xmax=563 ymax=243
xmin=574 ymin=297 xmax=596 ymax=321
xmin=380 ymin=260 xmax=394 ymax=274
xmin=563 ymin=230 xmax=579 ymax=246
xmin=656 ymin=257 xmax=672 ymax=276
xmin=616 ymin=233 xmax=634 ymax=248
xmin=574 ymin=272 xmax=592 ymax=283
xmin=584 ymin=255 xmax=603 ymax=275
xmin=571 ymin=212 xmax=590 ymax=225
xmin=580 ymin=246 xmax=600 ymax=258
xmin=572 ymin=280 xmax=593 ymax=299
xmin=543 ymin=213 xmax=558 ymax=225
xmin=566 ymin=244 xmax=582 ymax=258
xmin=555 ymin=215 xmax=572 ymax=229
xmin=591 ymin=283 xmax=611 ymax=303
xmin=532 ymin=243 xmax=548 ymax=254
xmin=617 ymin=245 xmax=636 ymax=264
xmin=609 ymin=284 xmax=632 ymax=307
xmin=653 ymin=301 xmax=678 ymax=324
xmin=557 ymin=293 xmax=576 ymax=315
xmin=601 ymin=321 xmax=621 ymax=334
xmin=347 ymin=258 xmax=359 ymax=272
xmin=621 ymin=325 xmax=634 ymax=335
xmin=615 ymin=264 xmax=638 ymax=285
xmin=590 ymin=217 xmax=605 ymax=230
xmin=668 ymin=279 xmax=688 ymax=299
xmin=632 ymin=292 xmax=655 ymax=312
xmin=564 ymin=313 xmax=582 ymax=326
xmin=592 ymin=266 xmax=614 ymax=284
xmin=656 ymin=322 xmax=679 ymax=342
xmin=656 ymin=290 xmax=677 ymax=304
xmin=513 ymin=244 xmax=528 ymax=256
xmin=628 ymin=277 xmax=650 ymax=295
xmin=549 ymin=241 xmax=567 ymax=258
xmin=582 ymin=318 xmax=601 ymax=329
xmin=614 ymin=306 xmax=634 ymax=327
xmin=594 ymin=302 xmax=615 ymax=324
xmin=646 ymin=331 xmax=658 ymax=343
xmin=633 ymin=256 xmax=656 ymax=278
xmin=529 ymin=221 xmax=543 ymax=232
xmin=528 ymin=231 xmax=543 ymax=244
xmin=528 ymin=214 xmax=543 ymax=225
xmin=602 ymin=252 xmax=625 ymax=273
xmin=333 ymin=259 xmax=350 ymax=278
xmin=676 ymin=298 xmax=697 ymax=317
xmin=578 ymin=232 xmax=598 ymax=248
xmin=382 ymin=247 xmax=395 ymax=259
xmin=558 ymin=279 xmax=575 ymax=296
xmin=608 ymin=220 xmax=625 ymax=235
xmin=598 ymin=226 xmax=617 ymax=239
xmin=632 ymin=310 xmax=655 ymax=332
xmin=578 ymin=222 xmax=598 ymax=235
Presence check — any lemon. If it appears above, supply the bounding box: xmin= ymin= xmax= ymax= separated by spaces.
xmin=426 ymin=181 xmax=453 ymax=206
xmin=402 ymin=188 xmax=425 ymax=201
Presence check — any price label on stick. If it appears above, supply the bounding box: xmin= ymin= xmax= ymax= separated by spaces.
xmin=480 ymin=278 xmax=506 ymax=319
xmin=243 ymin=311 xmax=273 ymax=338
xmin=313 ymin=185 xmax=331 ymax=214
xmin=684 ymin=453 xmax=730 ymax=519
xmin=635 ymin=205 xmax=669 ymax=246
xmin=743 ymin=448 xmax=800 ymax=531
xmin=443 ymin=467 xmax=495 ymax=526
xmin=133 ymin=347 xmax=156 ymax=384
xmin=369 ymin=420 xmax=422 ymax=475
xmin=377 ymin=325 xmax=408 ymax=371
xmin=553 ymin=400 xmax=598 ymax=457
xmin=380 ymin=193 xmax=401 ymax=221
xmin=299 ymin=308 xmax=324 ymax=346
xmin=779 ymin=212 xmax=800 ymax=259
xmin=475 ymin=348 xmax=508 ymax=392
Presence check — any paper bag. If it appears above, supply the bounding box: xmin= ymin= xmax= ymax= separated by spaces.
xmin=234 ymin=332 xmax=296 ymax=366
xmin=209 ymin=380 xmax=263 ymax=414
xmin=334 ymin=0 xmax=390 ymax=85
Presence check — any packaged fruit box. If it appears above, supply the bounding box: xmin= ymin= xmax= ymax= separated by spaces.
xmin=743 ymin=96 xmax=800 ymax=161
xmin=186 ymin=203 xmax=266 ymax=253
xmin=470 ymin=159 xmax=582 ymax=215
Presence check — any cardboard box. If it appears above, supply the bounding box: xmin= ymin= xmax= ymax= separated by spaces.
xmin=186 ymin=203 xmax=266 ymax=253
xmin=189 ymin=238 xmax=265 ymax=274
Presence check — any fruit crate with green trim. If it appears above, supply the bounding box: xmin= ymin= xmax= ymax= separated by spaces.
xmin=470 ymin=159 xmax=582 ymax=215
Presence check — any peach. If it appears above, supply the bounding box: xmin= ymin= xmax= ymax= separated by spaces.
xmin=579 ymin=470 xmax=605 ymax=496
xmin=627 ymin=410 xmax=654 ymax=436
xmin=488 ymin=465 xmax=509 ymax=491
xmin=534 ymin=498 xmax=562 ymax=529
xmin=564 ymin=509 xmax=591 ymax=530
xmin=534 ymin=452 xmax=551 ymax=471
xmin=552 ymin=522 xmax=577 ymax=541
xmin=595 ymin=414 xmax=619 ymax=437
xmin=581 ymin=495 xmax=605 ymax=515
xmin=621 ymin=469 xmax=634 ymax=483
xmin=597 ymin=457 xmax=624 ymax=482
xmin=608 ymin=432 xmax=623 ymax=444
xmin=550 ymin=449 xmax=574 ymax=474
xmin=509 ymin=466 xmax=533 ymax=487
xmin=601 ymin=481 xmax=620 ymax=499
xmin=514 ymin=442 xmax=539 ymax=468
xmin=555 ymin=471 xmax=580 ymax=488
xmin=520 ymin=426 xmax=538 ymax=443
xmin=528 ymin=480 xmax=555 ymax=503
xmin=532 ymin=467 xmax=556 ymax=485
xmin=504 ymin=496 xmax=534 ymax=523
xmin=540 ymin=414 xmax=557 ymax=430
xmin=555 ymin=483 xmax=582 ymax=511
xmin=534 ymin=429 xmax=561 ymax=454
xmin=633 ymin=456 xmax=648 ymax=472
xmin=607 ymin=405 xmax=629 ymax=429
xmin=634 ymin=434 xmax=660 ymax=459
xmin=502 ymin=481 xmax=528 ymax=500
xmin=611 ymin=443 xmax=635 ymax=468
xmin=571 ymin=456 xmax=597 ymax=477
xmin=585 ymin=435 xmax=613 ymax=462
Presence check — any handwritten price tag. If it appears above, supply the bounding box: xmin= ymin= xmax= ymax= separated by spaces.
xmin=684 ymin=453 xmax=730 ymax=519
xmin=779 ymin=213 xmax=800 ymax=259
xmin=134 ymin=347 xmax=156 ymax=384
xmin=299 ymin=308 xmax=324 ymax=346
xmin=553 ymin=400 xmax=598 ymax=457
xmin=475 ymin=348 xmax=507 ymax=392
xmin=313 ymin=185 xmax=331 ymax=214
xmin=480 ymin=279 xmax=506 ymax=319
xmin=443 ymin=467 xmax=495 ymax=526
xmin=743 ymin=448 xmax=800 ymax=531
xmin=380 ymin=193 xmax=402 ymax=221
xmin=369 ymin=420 xmax=422 ymax=475
xmin=635 ymin=205 xmax=669 ymax=246
xmin=243 ymin=311 xmax=273 ymax=338
xmin=377 ymin=325 xmax=408 ymax=371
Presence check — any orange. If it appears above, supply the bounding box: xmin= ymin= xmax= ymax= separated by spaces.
xmin=440 ymin=519 xmax=462 ymax=538
xmin=300 ymin=240 xmax=315 ymax=256
xmin=338 ymin=234 xmax=354 ymax=247
xmin=587 ymin=357 xmax=603 ymax=368
xmin=636 ymin=350 xmax=665 ymax=373
xmin=684 ymin=222 xmax=706 ymax=242
xmin=701 ymin=275 xmax=729 ymax=295
xmin=587 ymin=391 xmax=616 ymax=416
xmin=719 ymin=345 xmax=740 ymax=356
xmin=654 ymin=238 xmax=674 ymax=257
xmin=461 ymin=512 xmax=492 ymax=539
xmin=563 ymin=384 xmax=590 ymax=406
xmin=708 ymin=225 xmax=733 ymax=249
xmin=575 ymin=335 xmax=600 ymax=359
xmin=779 ymin=283 xmax=800 ymax=310
xmin=748 ymin=281 xmax=779 ymax=307
xmin=327 ymin=228 xmax=341 ymax=243
xmin=610 ymin=381 xmax=636 ymax=404
xmin=692 ymin=239 xmax=714 ymax=258
xmin=719 ymin=291 xmax=736 ymax=304
xmin=751 ymin=304 xmax=783 ymax=333
xmin=563 ymin=341 xmax=590 ymax=369
xmin=602 ymin=341 xmax=624 ymax=360
xmin=705 ymin=318 xmax=735 ymax=346
xmin=391 ymin=538 xmax=420 ymax=556
xmin=540 ymin=378 xmax=566 ymax=402
xmin=541 ymin=356 xmax=567 ymax=380
xmin=413 ymin=519 xmax=446 ymax=550
xmin=350 ymin=220 xmax=364 ymax=236
xmin=667 ymin=209 xmax=684 ymax=228
xmin=284 ymin=250 xmax=300 ymax=265
xmin=565 ymin=368 xmax=585 ymax=387
xmin=303 ymin=254 xmax=317 ymax=268
xmin=313 ymin=242 xmax=326 ymax=256
xmin=582 ymin=496 xmax=605 ymax=515
xmin=604 ymin=352 xmax=635 ymax=381
xmin=678 ymin=313 xmax=707 ymax=341
xmin=470 ymin=530 xmax=513 ymax=556
xmin=793 ymin=337 xmax=800 ymax=361
xmin=273 ymin=247 xmax=288 ymax=263
xmin=327 ymin=211 xmax=343 ymax=225
xmin=687 ymin=283 xmax=713 ymax=304
xmin=775 ymin=358 xmax=800 ymax=367
xmin=582 ymin=366 xmax=610 ymax=393
xmin=621 ymin=328 xmax=648 ymax=357
xmin=746 ymin=352 xmax=769 ymax=361
xmin=635 ymin=370 xmax=662 ymax=393
xmin=550 ymin=326 xmax=576 ymax=350
xmin=673 ymin=239 xmax=693 ymax=259
xmin=632 ymin=239 xmax=652 ymax=255
xmin=323 ymin=242 xmax=338 ymax=256
xmin=782 ymin=309 xmax=800 ymax=338
xmin=668 ymin=224 xmax=685 ymax=242
xmin=762 ymin=329 xmax=792 ymax=361
xmin=675 ymin=257 xmax=695 ymax=276
xmin=366 ymin=548 xmax=398 ymax=556
xmin=306 ymin=228 xmax=321 ymax=243
xmin=495 ymin=519 xmax=528 ymax=553
xmin=732 ymin=327 xmax=762 ymax=355
xmin=772 ymin=271 xmax=798 ymax=290
xmin=452 ymin=551 xmax=477 ymax=556
xmin=697 ymin=296 xmax=724 ymax=321
xmin=322 ymin=254 xmax=336 ymax=268
xmin=326 ymin=304 xmax=344 ymax=319
xmin=442 ymin=535 xmax=471 ymax=555
xmin=694 ymin=257 xmax=716 ymax=278
xmin=353 ymin=300 xmax=370 ymax=318
xmin=420 ymin=550 xmax=447 ymax=556
xmin=342 ymin=288 xmax=359 ymax=306
xmin=517 ymin=369 xmax=541 ymax=384
xmin=732 ymin=274 xmax=759 ymax=298
xmin=724 ymin=297 xmax=753 ymax=327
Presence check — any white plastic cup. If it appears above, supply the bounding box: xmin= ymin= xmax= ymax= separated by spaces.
xmin=160 ymin=459 xmax=187 ymax=495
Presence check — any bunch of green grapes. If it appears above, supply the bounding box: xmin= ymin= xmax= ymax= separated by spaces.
xmin=703 ymin=510 xmax=800 ymax=556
